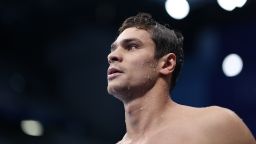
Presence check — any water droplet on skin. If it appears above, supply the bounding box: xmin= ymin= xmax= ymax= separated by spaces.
xmin=147 ymin=74 xmax=150 ymax=79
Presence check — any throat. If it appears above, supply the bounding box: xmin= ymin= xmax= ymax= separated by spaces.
xmin=124 ymin=94 xmax=173 ymax=138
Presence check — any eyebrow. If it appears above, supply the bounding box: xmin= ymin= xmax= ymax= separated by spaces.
xmin=111 ymin=38 xmax=142 ymax=51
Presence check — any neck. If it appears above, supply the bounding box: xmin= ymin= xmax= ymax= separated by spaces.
xmin=122 ymin=79 xmax=175 ymax=140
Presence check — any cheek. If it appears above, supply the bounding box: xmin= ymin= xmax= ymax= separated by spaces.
xmin=129 ymin=58 xmax=158 ymax=80
xmin=129 ymin=53 xmax=155 ymax=67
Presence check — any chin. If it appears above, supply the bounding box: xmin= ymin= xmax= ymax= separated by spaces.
xmin=107 ymin=83 xmax=130 ymax=97
xmin=107 ymin=84 xmax=121 ymax=95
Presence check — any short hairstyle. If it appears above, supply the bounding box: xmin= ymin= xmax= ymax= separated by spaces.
xmin=118 ymin=12 xmax=184 ymax=90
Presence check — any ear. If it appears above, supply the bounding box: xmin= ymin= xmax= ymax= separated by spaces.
xmin=159 ymin=53 xmax=176 ymax=76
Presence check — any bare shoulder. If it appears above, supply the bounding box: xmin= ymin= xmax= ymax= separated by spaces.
xmin=199 ymin=106 xmax=255 ymax=144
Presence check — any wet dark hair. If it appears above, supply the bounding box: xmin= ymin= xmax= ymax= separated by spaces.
xmin=119 ymin=12 xmax=184 ymax=90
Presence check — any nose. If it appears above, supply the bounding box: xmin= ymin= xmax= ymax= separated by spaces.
xmin=107 ymin=49 xmax=123 ymax=64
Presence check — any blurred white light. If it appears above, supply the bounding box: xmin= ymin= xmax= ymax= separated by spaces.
xmin=165 ymin=0 xmax=190 ymax=20
xmin=217 ymin=0 xmax=236 ymax=11
xmin=236 ymin=0 xmax=247 ymax=7
xmin=222 ymin=53 xmax=243 ymax=77
xmin=21 ymin=120 xmax=44 ymax=136
xmin=217 ymin=0 xmax=247 ymax=11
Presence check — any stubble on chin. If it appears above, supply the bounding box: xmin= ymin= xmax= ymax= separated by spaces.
xmin=107 ymin=83 xmax=135 ymax=102
xmin=107 ymin=82 xmax=131 ymax=96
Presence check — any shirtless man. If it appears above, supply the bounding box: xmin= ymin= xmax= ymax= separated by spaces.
xmin=107 ymin=13 xmax=255 ymax=144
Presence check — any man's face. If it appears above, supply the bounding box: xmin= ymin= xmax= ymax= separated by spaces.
xmin=107 ymin=27 xmax=159 ymax=100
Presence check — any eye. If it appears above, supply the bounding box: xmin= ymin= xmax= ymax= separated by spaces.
xmin=110 ymin=44 xmax=117 ymax=52
xmin=126 ymin=43 xmax=138 ymax=51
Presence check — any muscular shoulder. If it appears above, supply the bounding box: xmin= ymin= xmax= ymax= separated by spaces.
xmin=199 ymin=106 xmax=255 ymax=144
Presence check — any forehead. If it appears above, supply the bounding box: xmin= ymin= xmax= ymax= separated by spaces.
xmin=115 ymin=27 xmax=154 ymax=44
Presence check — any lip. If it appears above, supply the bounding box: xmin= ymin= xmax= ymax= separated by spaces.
xmin=107 ymin=67 xmax=123 ymax=80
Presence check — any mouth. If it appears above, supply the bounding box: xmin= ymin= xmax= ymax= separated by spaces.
xmin=107 ymin=67 xmax=123 ymax=80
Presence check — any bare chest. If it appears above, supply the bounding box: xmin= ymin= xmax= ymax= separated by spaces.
xmin=145 ymin=128 xmax=204 ymax=144
xmin=118 ymin=127 xmax=208 ymax=144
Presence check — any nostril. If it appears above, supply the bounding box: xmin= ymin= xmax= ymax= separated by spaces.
xmin=111 ymin=56 xmax=119 ymax=61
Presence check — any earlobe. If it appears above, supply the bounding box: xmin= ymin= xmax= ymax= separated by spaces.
xmin=159 ymin=53 xmax=176 ymax=75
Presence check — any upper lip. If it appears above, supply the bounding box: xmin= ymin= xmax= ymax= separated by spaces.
xmin=107 ymin=67 xmax=123 ymax=75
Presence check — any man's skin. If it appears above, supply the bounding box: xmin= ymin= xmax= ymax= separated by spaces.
xmin=107 ymin=27 xmax=255 ymax=144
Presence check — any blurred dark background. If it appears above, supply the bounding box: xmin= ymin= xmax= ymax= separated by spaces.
xmin=0 ymin=0 xmax=255 ymax=143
